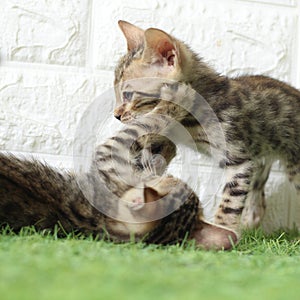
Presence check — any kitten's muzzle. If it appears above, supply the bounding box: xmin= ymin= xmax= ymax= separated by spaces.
xmin=114 ymin=105 xmax=126 ymax=121
xmin=114 ymin=114 xmax=121 ymax=121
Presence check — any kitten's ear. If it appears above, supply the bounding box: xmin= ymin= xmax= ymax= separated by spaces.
xmin=118 ymin=20 xmax=145 ymax=51
xmin=144 ymin=177 xmax=174 ymax=197
xmin=143 ymin=28 xmax=180 ymax=67
xmin=143 ymin=186 xmax=161 ymax=203
xmin=190 ymin=220 xmax=238 ymax=250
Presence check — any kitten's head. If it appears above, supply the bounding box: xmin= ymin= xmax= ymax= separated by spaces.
xmin=114 ymin=21 xmax=194 ymax=120
xmin=120 ymin=175 xmax=238 ymax=250
xmin=114 ymin=176 xmax=180 ymax=236
xmin=122 ymin=176 xmax=178 ymax=213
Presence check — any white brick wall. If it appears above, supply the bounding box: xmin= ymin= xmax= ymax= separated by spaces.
xmin=0 ymin=0 xmax=299 ymax=232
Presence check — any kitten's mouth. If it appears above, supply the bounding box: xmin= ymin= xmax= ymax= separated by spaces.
xmin=120 ymin=111 xmax=134 ymax=123
xmin=120 ymin=116 xmax=133 ymax=123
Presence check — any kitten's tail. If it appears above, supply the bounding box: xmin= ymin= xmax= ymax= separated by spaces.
xmin=0 ymin=153 xmax=106 ymax=235
xmin=0 ymin=152 xmax=77 ymax=203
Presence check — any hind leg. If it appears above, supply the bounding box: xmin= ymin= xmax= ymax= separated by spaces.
xmin=215 ymin=158 xmax=272 ymax=232
xmin=285 ymin=163 xmax=300 ymax=193
xmin=241 ymin=160 xmax=272 ymax=228
xmin=241 ymin=189 xmax=266 ymax=228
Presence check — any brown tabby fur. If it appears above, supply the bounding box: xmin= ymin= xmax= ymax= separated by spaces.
xmin=0 ymin=114 xmax=237 ymax=249
xmin=114 ymin=20 xmax=300 ymax=233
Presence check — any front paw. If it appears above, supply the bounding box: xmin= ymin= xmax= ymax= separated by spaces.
xmin=240 ymin=201 xmax=266 ymax=228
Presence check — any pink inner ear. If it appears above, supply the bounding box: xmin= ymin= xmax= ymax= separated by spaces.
xmin=157 ymin=40 xmax=176 ymax=65
xmin=167 ymin=53 xmax=175 ymax=66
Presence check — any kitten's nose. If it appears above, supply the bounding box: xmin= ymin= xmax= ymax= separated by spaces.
xmin=114 ymin=106 xmax=124 ymax=121
xmin=114 ymin=114 xmax=121 ymax=121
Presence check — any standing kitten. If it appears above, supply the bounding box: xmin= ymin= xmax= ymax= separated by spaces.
xmin=113 ymin=20 xmax=300 ymax=233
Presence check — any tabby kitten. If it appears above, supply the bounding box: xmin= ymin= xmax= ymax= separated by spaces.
xmin=114 ymin=20 xmax=300 ymax=232
xmin=92 ymin=113 xmax=237 ymax=248
xmin=0 ymin=115 xmax=236 ymax=249
xmin=0 ymin=152 xmax=166 ymax=241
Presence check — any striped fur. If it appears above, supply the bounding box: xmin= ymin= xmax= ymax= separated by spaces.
xmin=114 ymin=21 xmax=300 ymax=233
xmin=0 ymin=150 xmax=197 ymax=243
xmin=0 ymin=115 xmax=237 ymax=249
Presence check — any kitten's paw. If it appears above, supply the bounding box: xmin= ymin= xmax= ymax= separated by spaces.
xmin=150 ymin=154 xmax=167 ymax=175
xmin=240 ymin=203 xmax=265 ymax=228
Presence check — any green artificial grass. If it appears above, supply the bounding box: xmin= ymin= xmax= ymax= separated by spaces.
xmin=0 ymin=227 xmax=299 ymax=300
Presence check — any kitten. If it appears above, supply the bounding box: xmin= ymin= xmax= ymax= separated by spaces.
xmin=0 ymin=152 xmax=166 ymax=241
xmin=113 ymin=20 xmax=300 ymax=233
xmin=92 ymin=113 xmax=237 ymax=248
xmin=0 ymin=115 xmax=237 ymax=249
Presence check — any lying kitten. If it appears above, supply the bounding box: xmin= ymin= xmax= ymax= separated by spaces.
xmin=113 ymin=20 xmax=300 ymax=233
xmin=0 ymin=153 xmax=190 ymax=243
xmin=0 ymin=114 xmax=236 ymax=249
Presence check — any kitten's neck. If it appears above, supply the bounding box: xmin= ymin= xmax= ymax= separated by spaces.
xmin=181 ymin=47 xmax=230 ymax=100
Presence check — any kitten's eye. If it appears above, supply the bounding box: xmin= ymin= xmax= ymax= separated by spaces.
xmin=123 ymin=91 xmax=133 ymax=102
